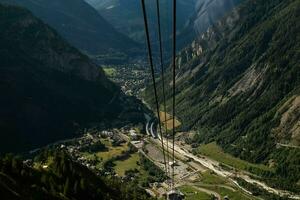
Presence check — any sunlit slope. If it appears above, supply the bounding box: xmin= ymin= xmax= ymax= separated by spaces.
xmin=177 ymin=0 xmax=244 ymax=50
xmin=145 ymin=0 xmax=300 ymax=192
xmin=0 ymin=151 xmax=152 ymax=200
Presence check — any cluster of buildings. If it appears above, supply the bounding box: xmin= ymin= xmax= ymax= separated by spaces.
xmin=61 ymin=128 xmax=141 ymax=172
xmin=24 ymin=128 xmax=132 ymax=176
xmin=106 ymin=64 xmax=150 ymax=96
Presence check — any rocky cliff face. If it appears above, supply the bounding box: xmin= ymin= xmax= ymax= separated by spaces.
xmin=0 ymin=4 xmax=144 ymax=153
xmin=176 ymin=0 xmax=243 ymax=50
xmin=273 ymin=95 xmax=300 ymax=146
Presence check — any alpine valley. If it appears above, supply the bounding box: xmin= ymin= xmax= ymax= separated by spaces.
xmin=0 ymin=0 xmax=299 ymax=200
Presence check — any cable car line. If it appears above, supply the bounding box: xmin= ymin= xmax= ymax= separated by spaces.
xmin=155 ymin=0 xmax=171 ymax=180
xmin=172 ymin=0 xmax=177 ymax=189
xmin=140 ymin=0 xmax=168 ymax=176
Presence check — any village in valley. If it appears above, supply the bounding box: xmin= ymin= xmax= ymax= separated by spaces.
xmin=102 ymin=64 xmax=151 ymax=97
xmin=20 ymin=64 xmax=296 ymax=200
xmin=23 ymin=122 xmax=264 ymax=200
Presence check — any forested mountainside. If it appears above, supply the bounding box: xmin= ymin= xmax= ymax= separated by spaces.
xmin=0 ymin=0 xmax=139 ymax=61
xmin=0 ymin=4 xmax=144 ymax=153
xmin=177 ymin=0 xmax=244 ymax=50
xmin=85 ymin=0 xmax=197 ymax=44
xmin=145 ymin=0 xmax=300 ymax=192
xmin=0 ymin=151 xmax=152 ymax=200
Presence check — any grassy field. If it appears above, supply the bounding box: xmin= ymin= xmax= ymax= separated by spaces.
xmin=82 ymin=139 xmax=128 ymax=166
xmin=81 ymin=138 xmax=142 ymax=176
xmin=114 ymin=153 xmax=140 ymax=176
xmin=200 ymin=170 xmax=227 ymax=185
xmin=159 ymin=111 xmax=181 ymax=130
xmin=194 ymin=171 xmax=257 ymax=200
xmin=33 ymin=156 xmax=54 ymax=171
xmin=200 ymin=185 xmax=256 ymax=200
xmin=197 ymin=142 xmax=272 ymax=173
xmin=103 ymin=67 xmax=117 ymax=77
xmin=179 ymin=171 xmax=258 ymax=200
xmin=179 ymin=186 xmax=212 ymax=200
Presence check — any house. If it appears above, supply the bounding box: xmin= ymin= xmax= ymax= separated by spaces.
xmin=101 ymin=130 xmax=113 ymax=138
xmin=23 ymin=159 xmax=33 ymax=166
xmin=169 ymin=161 xmax=177 ymax=167
xmin=42 ymin=165 xmax=48 ymax=169
xmin=129 ymin=129 xmax=139 ymax=140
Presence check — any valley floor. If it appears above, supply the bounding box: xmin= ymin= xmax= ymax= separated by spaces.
xmin=144 ymin=116 xmax=300 ymax=199
xmin=24 ymin=119 xmax=300 ymax=200
xmin=92 ymin=64 xmax=300 ymax=199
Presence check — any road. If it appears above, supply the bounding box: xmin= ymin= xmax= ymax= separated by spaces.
xmin=148 ymin=117 xmax=300 ymax=200
xmin=29 ymin=137 xmax=77 ymax=154
xmin=145 ymin=114 xmax=151 ymax=136
xmin=146 ymin=118 xmax=158 ymax=138
xmin=277 ymin=143 xmax=300 ymax=149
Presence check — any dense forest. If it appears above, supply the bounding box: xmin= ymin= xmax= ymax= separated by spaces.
xmin=0 ymin=151 xmax=153 ymax=200
xmin=145 ymin=0 xmax=300 ymax=192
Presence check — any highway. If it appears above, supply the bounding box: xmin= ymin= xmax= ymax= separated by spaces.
xmin=147 ymin=117 xmax=300 ymax=200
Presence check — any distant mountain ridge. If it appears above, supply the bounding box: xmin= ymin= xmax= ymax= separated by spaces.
xmin=0 ymin=4 xmax=144 ymax=153
xmin=193 ymin=0 xmax=243 ymax=34
xmin=84 ymin=0 xmax=243 ymax=59
xmin=85 ymin=0 xmax=197 ymax=44
xmin=177 ymin=0 xmax=244 ymax=50
xmin=85 ymin=0 xmax=119 ymax=10
xmin=0 ymin=0 xmax=140 ymax=59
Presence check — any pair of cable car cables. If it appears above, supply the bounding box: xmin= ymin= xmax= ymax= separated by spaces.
xmin=140 ymin=0 xmax=176 ymax=188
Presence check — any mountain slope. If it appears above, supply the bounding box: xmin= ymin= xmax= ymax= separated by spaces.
xmin=145 ymin=0 xmax=300 ymax=192
xmin=177 ymin=0 xmax=244 ymax=50
xmin=0 ymin=4 xmax=144 ymax=153
xmin=0 ymin=0 xmax=139 ymax=59
xmin=0 ymin=151 xmax=152 ymax=200
xmin=85 ymin=0 xmax=197 ymax=44
xmin=86 ymin=0 xmax=242 ymax=58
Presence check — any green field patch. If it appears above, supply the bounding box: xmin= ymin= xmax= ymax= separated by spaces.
xmin=103 ymin=67 xmax=117 ymax=77
xmin=114 ymin=153 xmax=140 ymax=176
xmin=81 ymin=139 xmax=129 ymax=168
xmin=197 ymin=142 xmax=272 ymax=173
xmin=200 ymin=185 xmax=256 ymax=200
xmin=85 ymin=144 xmax=127 ymax=162
xmin=100 ymin=138 xmax=112 ymax=147
xmin=179 ymin=186 xmax=212 ymax=200
xmin=200 ymin=170 xmax=227 ymax=185
xmin=33 ymin=156 xmax=54 ymax=171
